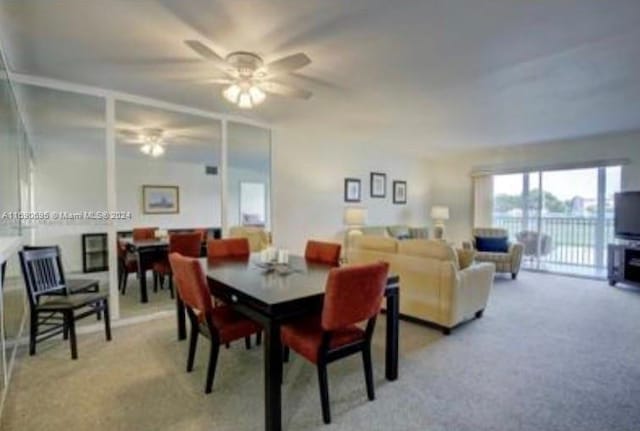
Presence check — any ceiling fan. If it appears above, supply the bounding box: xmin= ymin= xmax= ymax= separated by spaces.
xmin=118 ymin=127 xmax=203 ymax=157
xmin=184 ymin=40 xmax=313 ymax=109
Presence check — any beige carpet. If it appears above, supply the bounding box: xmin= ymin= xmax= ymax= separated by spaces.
xmin=2 ymin=272 xmax=640 ymax=431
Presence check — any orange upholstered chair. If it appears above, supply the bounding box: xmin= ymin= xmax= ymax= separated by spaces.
xmin=117 ymin=239 xmax=138 ymax=295
xmin=132 ymin=227 xmax=157 ymax=241
xmin=305 ymin=240 xmax=342 ymax=266
xmin=207 ymin=238 xmax=251 ymax=260
xmin=169 ymin=252 xmax=261 ymax=393
xmin=153 ymin=232 xmax=202 ymax=298
xmin=281 ymin=262 xmax=389 ymax=424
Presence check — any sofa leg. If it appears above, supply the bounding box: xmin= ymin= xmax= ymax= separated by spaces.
xmin=511 ymin=273 xmax=517 ymax=280
xmin=442 ymin=327 xmax=451 ymax=336
xmin=475 ymin=309 xmax=484 ymax=319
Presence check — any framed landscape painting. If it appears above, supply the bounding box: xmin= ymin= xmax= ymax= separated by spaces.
xmin=344 ymin=178 xmax=361 ymax=202
xmin=393 ymin=180 xmax=407 ymax=204
xmin=142 ymin=185 xmax=180 ymax=214
xmin=370 ymin=172 xmax=386 ymax=198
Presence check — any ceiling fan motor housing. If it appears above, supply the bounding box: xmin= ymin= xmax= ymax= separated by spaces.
xmin=226 ymin=51 xmax=264 ymax=77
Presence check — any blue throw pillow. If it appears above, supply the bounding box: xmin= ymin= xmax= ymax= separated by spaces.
xmin=475 ymin=236 xmax=509 ymax=253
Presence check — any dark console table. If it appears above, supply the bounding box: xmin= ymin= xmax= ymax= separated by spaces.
xmin=607 ymin=243 xmax=640 ymax=287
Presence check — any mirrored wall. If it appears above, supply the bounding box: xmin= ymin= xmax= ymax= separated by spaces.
xmin=0 ymin=50 xmax=31 ymax=397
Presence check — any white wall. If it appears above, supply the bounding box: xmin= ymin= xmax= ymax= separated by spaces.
xmin=33 ymin=152 xmax=221 ymax=272
xmin=428 ymin=131 xmax=640 ymax=245
xmin=271 ymin=126 xmax=431 ymax=254
xmin=115 ymin=157 xmax=221 ymax=231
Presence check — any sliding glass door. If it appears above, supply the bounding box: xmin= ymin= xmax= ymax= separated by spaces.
xmin=493 ymin=165 xmax=621 ymax=276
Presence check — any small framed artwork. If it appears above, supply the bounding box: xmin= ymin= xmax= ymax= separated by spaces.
xmin=142 ymin=185 xmax=180 ymax=214
xmin=393 ymin=181 xmax=407 ymax=204
xmin=370 ymin=172 xmax=386 ymax=198
xmin=344 ymin=178 xmax=361 ymax=202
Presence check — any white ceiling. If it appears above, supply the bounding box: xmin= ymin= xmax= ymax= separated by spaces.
xmin=2 ymin=0 xmax=640 ymax=155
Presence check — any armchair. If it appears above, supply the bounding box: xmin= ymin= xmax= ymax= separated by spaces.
xmin=464 ymin=227 xmax=524 ymax=279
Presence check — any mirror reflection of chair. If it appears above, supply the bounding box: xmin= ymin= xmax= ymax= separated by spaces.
xmin=18 ymin=247 xmax=111 ymax=360
xmin=153 ymin=232 xmax=202 ymax=298
xmin=169 ymin=252 xmax=262 ymax=393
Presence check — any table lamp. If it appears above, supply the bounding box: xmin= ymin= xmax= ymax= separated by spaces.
xmin=344 ymin=207 xmax=367 ymax=250
xmin=430 ymin=206 xmax=450 ymax=240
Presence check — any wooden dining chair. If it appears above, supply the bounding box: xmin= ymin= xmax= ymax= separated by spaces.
xmin=305 ymin=240 xmax=342 ymax=266
xmin=19 ymin=248 xmax=111 ymax=360
xmin=132 ymin=227 xmax=158 ymax=241
xmin=153 ymin=232 xmax=202 ymax=298
xmin=206 ymin=238 xmax=251 ymax=259
xmin=281 ymin=262 xmax=389 ymax=424
xmin=169 ymin=252 xmax=262 ymax=393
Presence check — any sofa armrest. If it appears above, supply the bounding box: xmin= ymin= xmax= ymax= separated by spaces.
xmin=508 ymin=242 xmax=524 ymax=274
xmin=450 ymin=262 xmax=495 ymax=324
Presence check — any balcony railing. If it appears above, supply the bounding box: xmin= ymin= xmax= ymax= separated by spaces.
xmin=493 ymin=215 xmax=614 ymax=268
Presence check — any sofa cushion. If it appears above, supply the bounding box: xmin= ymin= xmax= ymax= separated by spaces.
xmin=353 ymin=236 xmax=398 ymax=253
xmin=475 ymin=236 xmax=509 ymax=253
xmin=398 ymin=240 xmax=458 ymax=265
xmin=361 ymin=226 xmax=390 ymax=237
xmin=456 ymin=249 xmax=476 ymax=269
xmin=387 ymin=225 xmax=411 ymax=239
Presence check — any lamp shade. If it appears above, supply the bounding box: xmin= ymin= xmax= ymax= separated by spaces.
xmin=430 ymin=206 xmax=450 ymax=220
xmin=344 ymin=207 xmax=367 ymax=227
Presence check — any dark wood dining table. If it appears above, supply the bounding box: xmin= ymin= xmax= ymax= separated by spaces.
xmin=190 ymin=254 xmax=400 ymax=431
xmin=121 ymin=238 xmax=169 ymax=303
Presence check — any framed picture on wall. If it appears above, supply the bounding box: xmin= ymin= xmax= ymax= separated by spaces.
xmin=142 ymin=185 xmax=180 ymax=214
xmin=393 ymin=180 xmax=407 ymax=204
xmin=370 ymin=172 xmax=386 ymax=198
xmin=344 ymin=178 xmax=361 ymax=202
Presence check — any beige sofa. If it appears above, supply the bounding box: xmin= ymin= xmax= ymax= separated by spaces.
xmin=464 ymin=228 xmax=524 ymax=279
xmin=347 ymin=236 xmax=495 ymax=334
xmin=228 ymin=226 xmax=270 ymax=252
xmin=361 ymin=225 xmax=429 ymax=240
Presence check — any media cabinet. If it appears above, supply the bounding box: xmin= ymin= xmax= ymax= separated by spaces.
xmin=607 ymin=243 xmax=640 ymax=287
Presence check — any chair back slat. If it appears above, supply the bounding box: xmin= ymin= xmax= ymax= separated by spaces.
xmin=19 ymin=248 xmax=67 ymax=305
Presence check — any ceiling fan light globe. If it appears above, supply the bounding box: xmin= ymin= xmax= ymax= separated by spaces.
xmin=223 ymin=84 xmax=241 ymax=103
xmin=151 ymin=144 xmax=165 ymax=157
xmin=249 ymin=86 xmax=266 ymax=104
xmin=238 ymin=92 xmax=253 ymax=109
xmin=140 ymin=144 xmax=152 ymax=154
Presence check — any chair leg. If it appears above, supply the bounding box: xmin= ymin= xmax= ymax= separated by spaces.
xmin=256 ymin=331 xmax=262 ymax=346
xmin=317 ymin=363 xmax=331 ymax=424
xmin=283 ymin=346 xmax=290 ymax=363
xmin=63 ymin=318 xmax=69 ymax=340
xmin=29 ymin=312 xmax=37 ymax=356
xmin=362 ymin=345 xmax=375 ymax=401
xmin=103 ymin=300 xmax=112 ymax=341
xmin=65 ymin=311 xmax=78 ymax=360
xmin=205 ymin=341 xmax=221 ymax=394
xmin=187 ymin=323 xmax=198 ymax=373
xmin=245 ymin=336 xmax=251 ymax=350
xmin=168 ymin=276 xmax=174 ymax=299
xmin=122 ymin=272 xmax=129 ymax=295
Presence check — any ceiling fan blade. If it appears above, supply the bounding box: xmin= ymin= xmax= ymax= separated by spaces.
xmin=184 ymin=40 xmax=233 ymax=71
xmin=203 ymin=78 xmax=234 ymax=85
xmin=264 ymin=53 xmax=311 ymax=76
xmin=260 ymin=81 xmax=312 ymax=100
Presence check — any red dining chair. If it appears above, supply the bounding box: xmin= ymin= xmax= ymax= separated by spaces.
xmin=281 ymin=262 xmax=389 ymax=424
xmin=132 ymin=227 xmax=157 ymax=241
xmin=305 ymin=240 xmax=342 ymax=267
xmin=169 ymin=252 xmax=262 ymax=394
xmin=206 ymin=238 xmax=260 ymax=346
xmin=153 ymin=232 xmax=202 ymax=298
xmin=207 ymin=238 xmax=251 ymax=260
xmin=117 ymin=239 xmax=138 ymax=295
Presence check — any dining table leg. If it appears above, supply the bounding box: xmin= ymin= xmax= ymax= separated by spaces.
xmin=176 ymin=294 xmax=186 ymax=340
xmin=264 ymin=319 xmax=282 ymax=431
xmin=137 ymin=251 xmax=149 ymax=303
xmin=385 ymin=288 xmax=399 ymax=381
